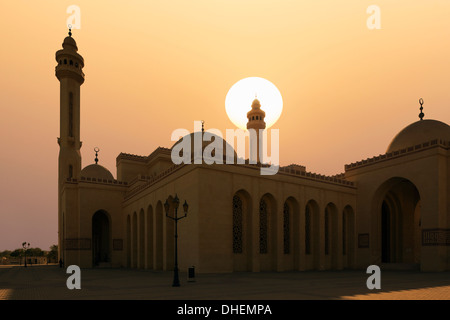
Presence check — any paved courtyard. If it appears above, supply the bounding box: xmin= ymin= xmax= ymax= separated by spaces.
xmin=0 ymin=264 xmax=449 ymax=300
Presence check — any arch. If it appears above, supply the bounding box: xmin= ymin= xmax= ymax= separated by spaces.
xmin=92 ymin=210 xmax=111 ymax=266
xmin=283 ymin=202 xmax=290 ymax=254
xmin=305 ymin=199 xmax=320 ymax=270
xmin=324 ymin=202 xmax=338 ymax=269
xmin=381 ymin=195 xmax=396 ymax=263
xmin=232 ymin=189 xmax=252 ymax=272
xmin=147 ymin=205 xmax=154 ymax=269
xmin=126 ymin=215 xmax=131 ymax=267
xmin=61 ymin=211 xmax=65 ymax=264
xmin=373 ymin=177 xmax=421 ymax=265
xmin=138 ymin=209 xmax=145 ymax=269
xmin=259 ymin=193 xmax=277 ymax=271
xmin=342 ymin=205 xmax=355 ymax=269
xmin=155 ymin=201 xmax=163 ymax=270
xmin=233 ymin=195 xmax=244 ymax=254
xmin=132 ymin=212 xmax=137 ymax=268
xmin=164 ymin=196 xmax=175 ymax=271
xmin=283 ymin=196 xmax=300 ymax=271
xmin=69 ymin=60 xmax=73 ymax=65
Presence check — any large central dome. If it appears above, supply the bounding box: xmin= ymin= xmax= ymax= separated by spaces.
xmin=387 ymin=119 xmax=450 ymax=153
xmin=171 ymin=132 xmax=238 ymax=162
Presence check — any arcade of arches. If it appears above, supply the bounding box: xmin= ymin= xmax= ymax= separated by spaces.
xmin=122 ymin=192 xmax=356 ymax=273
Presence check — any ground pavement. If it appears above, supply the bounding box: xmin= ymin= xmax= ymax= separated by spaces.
xmin=0 ymin=264 xmax=449 ymax=300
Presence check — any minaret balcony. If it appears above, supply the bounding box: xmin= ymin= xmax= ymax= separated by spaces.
xmin=55 ymin=65 xmax=85 ymax=84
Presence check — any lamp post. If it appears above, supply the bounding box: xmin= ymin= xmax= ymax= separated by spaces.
xmin=22 ymin=242 xmax=30 ymax=268
xmin=164 ymin=194 xmax=188 ymax=287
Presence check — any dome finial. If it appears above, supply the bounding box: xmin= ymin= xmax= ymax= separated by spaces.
xmin=94 ymin=147 xmax=100 ymax=164
xmin=68 ymin=24 xmax=72 ymax=37
xmin=419 ymin=98 xmax=424 ymax=121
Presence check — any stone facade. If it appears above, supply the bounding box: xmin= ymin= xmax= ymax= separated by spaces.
xmin=57 ymin=34 xmax=450 ymax=273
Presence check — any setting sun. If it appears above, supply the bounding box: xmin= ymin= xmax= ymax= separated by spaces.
xmin=225 ymin=77 xmax=283 ymax=130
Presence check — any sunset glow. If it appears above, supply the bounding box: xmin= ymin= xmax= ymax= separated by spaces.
xmin=1 ymin=1 xmax=450 ymax=252
xmin=225 ymin=77 xmax=283 ymax=129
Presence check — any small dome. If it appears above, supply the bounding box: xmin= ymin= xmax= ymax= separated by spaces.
xmin=171 ymin=132 xmax=238 ymax=162
xmin=63 ymin=36 xmax=78 ymax=51
xmin=387 ymin=119 xmax=450 ymax=153
xmin=81 ymin=164 xmax=114 ymax=180
xmin=247 ymin=99 xmax=266 ymax=118
xmin=252 ymin=99 xmax=261 ymax=108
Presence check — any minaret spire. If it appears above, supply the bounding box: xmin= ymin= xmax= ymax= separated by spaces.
xmin=94 ymin=147 xmax=100 ymax=164
xmin=419 ymin=98 xmax=424 ymax=121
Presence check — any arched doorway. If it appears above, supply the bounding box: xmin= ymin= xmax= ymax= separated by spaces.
xmin=126 ymin=215 xmax=131 ymax=267
xmin=259 ymin=193 xmax=277 ymax=272
xmin=377 ymin=178 xmax=421 ymax=265
xmin=232 ymin=189 xmax=252 ymax=272
xmin=342 ymin=205 xmax=355 ymax=269
xmin=283 ymin=197 xmax=300 ymax=271
xmin=147 ymin=205 xmax=154 ymax=269
xmin=155 ymin=201 xmax=163 ymax=270
xmin=132 ymin=212 xmax=137 ymax=268
xmin=381 ymin=200 xmax=392 ymax=263
xmin=164 ymin=196 xmax=175 ymax=271
xmin=305 ymin=200 xmax=320 ymax=270
xmin=324 ymin=203 xmax=338 ymax=270
xmin=92 ymin=210 xmax=111 ymax=266
xmin=138 ymin=209 xmax=145 ymax=269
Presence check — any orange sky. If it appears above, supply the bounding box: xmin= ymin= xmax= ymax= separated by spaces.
xmin=1 ymin=1 xmax=450 ymax=251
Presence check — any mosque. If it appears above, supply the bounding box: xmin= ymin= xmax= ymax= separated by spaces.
xmin=56 ymin=32 xmax=449 ymax=273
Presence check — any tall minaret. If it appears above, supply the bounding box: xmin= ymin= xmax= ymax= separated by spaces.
xmin=247 ymin=98 xmax=266 ymax=163
xmin=56 ymin=29 xmax=84 ymax=184
xmin=56 ymin=29 xmax=84 ymax=264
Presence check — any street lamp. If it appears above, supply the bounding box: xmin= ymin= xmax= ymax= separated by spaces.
xmin=164 ymin=194 xmax=188 ymax=287
xmin=22 ymin=242 xmax=30 ymax=268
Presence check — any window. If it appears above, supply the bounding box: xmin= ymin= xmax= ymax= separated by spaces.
xmin=325 ymin=208 xmax=329 ymax=255
xmin=283 ymin=202 xmax=290 ymax=254
xmin=64 ymin=59 xmax=67 ymax=64
xmin=343 ymin=212 xmax=347 ymax=255
xmin=69 ymin=92 xmax=74 ymax=137
xmin=252 ymin=116 xmax=255 ymax=120
xmin=69 ymin=60 xmax=73 ymax=65
xmin=305 ymin=205 xmax=311 ymax=255
xmin=232 ymin=195 xmax=243 ymax=254
xmin=259 ymin=199 xmax=268 ymax=254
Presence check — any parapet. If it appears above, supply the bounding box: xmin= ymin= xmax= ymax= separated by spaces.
xmin=345 ymin=139 xmax=449 ymax=171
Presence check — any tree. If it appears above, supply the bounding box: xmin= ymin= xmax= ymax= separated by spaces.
xmin=0 ymin=250 xmax=12 ymax=258
xmin=9 ymin=249 xmax=23 ymax=257
xmin=47 ymin=245 xmax=58 ymax=263
xmin=27 ymin=248 xmax=44 ymax=257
